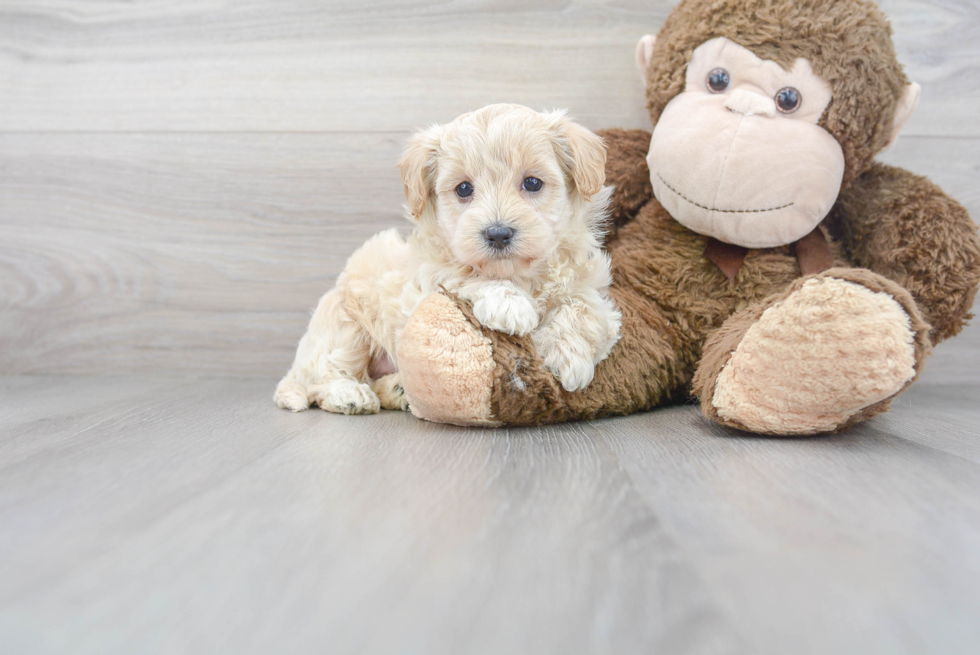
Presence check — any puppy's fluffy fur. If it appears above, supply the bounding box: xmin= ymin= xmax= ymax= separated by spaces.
xmin=275 ymin=104 xmax=621 ymax=414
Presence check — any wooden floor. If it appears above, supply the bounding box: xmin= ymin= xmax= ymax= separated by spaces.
xmin=1 ymin=376 xmax=979 ymax=654
xmin=3 ymin=1 xmax=980 ymax=652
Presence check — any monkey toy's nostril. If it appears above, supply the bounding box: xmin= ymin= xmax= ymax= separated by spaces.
xmin=484 ymin=225 xmax=515 ymax=250
xmin=724 ymin=88 xmax=777 ymax=118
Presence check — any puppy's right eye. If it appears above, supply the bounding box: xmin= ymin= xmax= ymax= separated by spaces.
xmin=455 ymin=182 xmax=474 ymax=198
xmin=522 ymin=177 xmax=543 ymax=192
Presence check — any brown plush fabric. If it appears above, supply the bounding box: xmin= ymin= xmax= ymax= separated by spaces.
xmin=489 ymin=203 xmax=850 ymax=426
xmin=645 ymin=0 xmax=908 ymax=188
xmin=703 ymin=239 xmax=748 ymax=282
xmin=692 ymin=267 xmax=932 ymax=434
xmin=593 ymin=128 xmax=654 ymax=241
xmin=474 ymin=165 xmax=970 ymax=429
xmin=397 ymin=0 xmax=980 ymax=435
xmin=488 ymin=0 xmax=977 ymax=430
xmin=793 ymin=228 xmax=834 ymax=276
xmin=833 ymin=163 xmax=980 ymax=343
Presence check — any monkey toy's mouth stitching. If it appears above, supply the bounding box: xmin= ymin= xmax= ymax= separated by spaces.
xmin=657 ymin=173 xmax=795 ymax=213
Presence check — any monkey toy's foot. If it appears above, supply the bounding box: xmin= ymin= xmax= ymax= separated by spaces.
xmin=398 ymin=293 xmax=501 ymax=426
xmin=694 ymin=269 xmax=932 ymax=435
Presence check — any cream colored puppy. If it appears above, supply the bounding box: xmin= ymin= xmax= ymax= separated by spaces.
xmin=274 ymin=104 xmax=621 ymax=415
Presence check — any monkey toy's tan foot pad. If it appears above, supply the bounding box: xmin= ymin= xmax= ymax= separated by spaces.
xmin=398 ymin=293 xmax=501 ymax=426
xmin=695 ymin=270 xmax=931 ymax=435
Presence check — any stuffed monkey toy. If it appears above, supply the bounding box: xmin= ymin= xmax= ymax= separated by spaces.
xmin=395 ymin=0 xmax=980 ymax=435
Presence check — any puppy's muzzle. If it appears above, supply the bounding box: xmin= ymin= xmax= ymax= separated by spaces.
xmin=484 ymin=225 xmax=515 ymax=251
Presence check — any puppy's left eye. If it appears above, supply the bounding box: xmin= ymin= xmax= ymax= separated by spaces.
xmin=455 ymin=181 xmax=474 ymax=198
xmin=522 ymin=177 xmax=543 ymax=192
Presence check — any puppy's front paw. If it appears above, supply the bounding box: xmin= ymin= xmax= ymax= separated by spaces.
xmin=535 ymin=333 xmax=596 ymax=392
xmin=473 ymin=288 xmax=539 ymax=336
xmin=309 ymin=379 xmax=381 ymax=415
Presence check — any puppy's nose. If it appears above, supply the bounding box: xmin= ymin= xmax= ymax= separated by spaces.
xmin=484 ymin=225 xmax=515 ymax=250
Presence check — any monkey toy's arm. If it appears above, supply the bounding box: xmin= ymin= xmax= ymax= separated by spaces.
xmin=833 ymin=163 xmax=980 ymax=343
xmin=594 ymin=129 xmax=653 ymax=242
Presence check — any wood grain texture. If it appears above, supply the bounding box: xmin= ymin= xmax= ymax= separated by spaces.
xmin=1 ymin=375 xmax=978 ymax=654
xmin=0 ymin=0 xmax=977 ymax=135
xmin=602 ymin=396 xmax=980 ymax=655
xmin=0 ymin=131 xmax=407 ymax=375
xmin=1 ymin=131 xmax=977 ymax=377
xmin=0 ymin=376 xmax=741 ymax=655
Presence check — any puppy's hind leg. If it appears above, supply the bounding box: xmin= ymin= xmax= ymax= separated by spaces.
xmin=273 ymin=286 xmax=380 ymax=414
xmin=371 ymin=373 xmax=410 ymax=411
xmin=275 ymin=377 xmax=311 ymax=412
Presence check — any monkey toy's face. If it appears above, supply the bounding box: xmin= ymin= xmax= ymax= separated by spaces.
xmin=646 ymin=37 xmax=846 ymax=248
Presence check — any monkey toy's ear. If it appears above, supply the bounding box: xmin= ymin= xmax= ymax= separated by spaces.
xmin=398 ymin=125 xmax=442 ymax=220
xmin=635 ymin=34 xmax=657 ymax=86
xmin=884 ymin=82 xmax=921 ymax=150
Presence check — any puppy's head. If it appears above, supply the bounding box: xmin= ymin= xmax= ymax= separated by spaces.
xmin=398 ymin=104 xmax=607 ymax=279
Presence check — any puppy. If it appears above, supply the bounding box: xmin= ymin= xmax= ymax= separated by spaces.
xmin=274 ymin=104 xmax=621 ymax=415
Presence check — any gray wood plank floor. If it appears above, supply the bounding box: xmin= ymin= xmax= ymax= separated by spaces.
xmin=1 ymin=376 xmax=979 ymax=655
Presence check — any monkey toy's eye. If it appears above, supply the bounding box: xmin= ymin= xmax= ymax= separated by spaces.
xmin=455 ymin=181 xmax=474 ymax=198
xmin=775 ymin=87 xmax=802 ymax=113
xmin=522 ymin=176 xmax=543 ymax=192
xmin=706 ymin=68 xmax=730 ymax=93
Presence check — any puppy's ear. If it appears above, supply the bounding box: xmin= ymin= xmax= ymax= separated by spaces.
xmin=398 ymin=125 xmax=442 ymax=219
xmin=551 ymin=115 xmax=607 ymax=199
